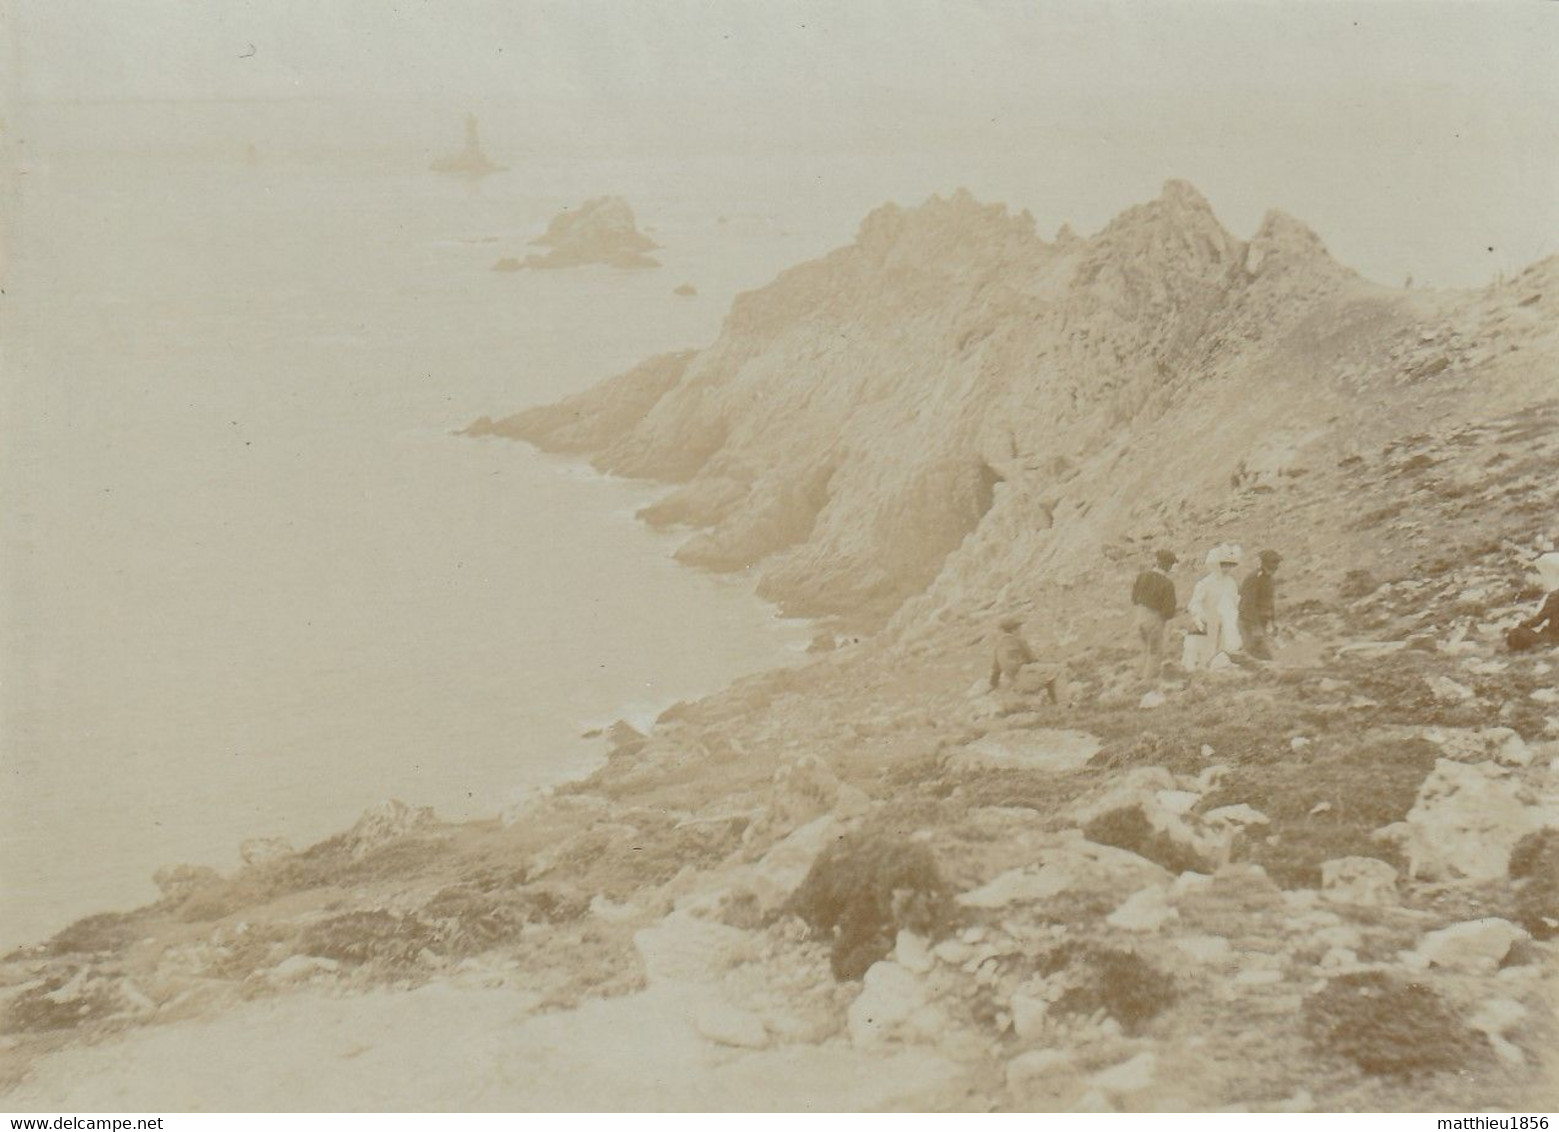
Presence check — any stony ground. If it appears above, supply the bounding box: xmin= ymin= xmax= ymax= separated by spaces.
xmin=3 ymin=565 xmax=1555 ymax=1109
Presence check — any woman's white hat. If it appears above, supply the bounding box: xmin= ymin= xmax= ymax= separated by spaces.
xmin=1205 ymin=543 xmax=1244 ymax=569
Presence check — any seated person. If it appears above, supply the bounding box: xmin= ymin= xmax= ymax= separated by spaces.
xmin=1508 ymin=552 xmax=1559 ymax=652
xmin=990 ymin=617 xmax=1069 ymax=704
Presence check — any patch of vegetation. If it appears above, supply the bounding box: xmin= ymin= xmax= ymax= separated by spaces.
xmin=1303 ymin=972 xmax=1482 ymax=1078
xmin=3 ymin=970 xmax=122 ymax=1033
xmin=1081 ymin=804 xmax=1214 ymax=874
xmin=419 ymin=882 xmax=588 ymax=956
xmin=201 ymin=922 xmax=300 ymax=981
xmin=1202 ymin=735 xmax=1439 ymax=887
xmin=44 ymin=912 xmax=139 ymax=957
xmin=295 ymin=909 xmax=442 ymax=970
xmin=173 ymin=854 xmax=343 ymax=922
xmin=1351 ymin=502 xmax=1405 ymax=530
xmin=1509 ymin=827 xmax=1559 ymax=940
xmin=786 ymin=826 xmax=957 ymax=980
xmin=1338 ymin=569 xmax=1380 ymax=600
xmin=1038 ymin=943 xmax=1177 ymax=1034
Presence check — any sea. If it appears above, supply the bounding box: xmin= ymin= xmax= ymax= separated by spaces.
xmin=0 ymin=100 xmax=911 ymax=950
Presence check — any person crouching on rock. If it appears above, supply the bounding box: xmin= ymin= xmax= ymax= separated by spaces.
xmin=990 ymin=617 xmax=1069 ymax=704
xmin=1239 ymin=549 xmax=1282 ymax=660
xmin=991 ymin=617 xmax=1037 ymax=691
xmin=1131 ymin=549 xmax=1178 ymax=680
xmin=1508 ymin=552 xmax=1559 ymax=652
xmin=1184 ymin=545 xmax=1244 ymax=672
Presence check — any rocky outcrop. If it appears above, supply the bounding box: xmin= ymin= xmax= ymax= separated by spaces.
xmin=474 ymin=180 xmax=1556 ymax=633
xmin=1373 ymin=759 xmax=1550 ymax=881
xmin=522 ymin=197 xmax=660 ymax=270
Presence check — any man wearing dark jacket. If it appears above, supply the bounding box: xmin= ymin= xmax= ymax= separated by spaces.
xmin=1239 ymin=549 xmax=1282 ymax=660
xmin=1132 ymin=549 xmax=1178 ymax=679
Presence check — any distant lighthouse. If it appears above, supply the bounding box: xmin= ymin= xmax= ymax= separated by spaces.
xmin=430 ymin=113 xmax=505 ymax=177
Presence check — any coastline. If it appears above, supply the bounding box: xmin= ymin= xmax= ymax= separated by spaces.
xmin=4 ymin=563 xmax=1556 ymax=1108
xmin=5 ymin=183 xmax=1558 ymax=1110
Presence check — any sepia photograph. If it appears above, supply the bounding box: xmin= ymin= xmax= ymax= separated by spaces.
xmin=1 ymin=0 xmax=1556 ymax=1115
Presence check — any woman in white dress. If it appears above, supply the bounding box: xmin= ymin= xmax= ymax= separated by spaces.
xmin=1184 ymin=544 xmax=1244 ymax=670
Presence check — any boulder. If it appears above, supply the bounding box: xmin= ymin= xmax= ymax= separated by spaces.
xmin=1469 ymin=998 xmax=1528 ymax=1064
xmin=1007 ymin=1048 xmax=1072 ymax=1089
xmin=1089 ymin=1051 xmax=1158 ymax=1096
xmin=958 ymin=832 xmax=1171 ymax=910
xmin=1077 ymin=769 xmax=1230 ymax=874
xmin=950 ymin=729 xmax=1102 ymax=773
xmin=893 ymin=930 xmax=934 ymax=974
xmin=152 ymin=864 xmax=222 ymax=901
xmin=268 ymin=955 xmax=339 ymax=983
xmin=1172 ymin=935 xmax=1232 ymax=963
xmin=1009 ymin=992 xmax=1050 ymax=1041
xmin=1410 ymin=918 xmax=1528 ymax=974
xmin=1319 ymin=857 xmax=1399 ymax=907
xmin=762 ymin=754 xmax=843 ymax=833
xmin=1422 ymin=726 xmax=1533 ymax=767
xmin=1106 ymin=885 xmax=1178 ymax=932
xmin=1203 ymin=804 xmax=1270 ymax=829
xmin=1426 ymin=676 xmax=1475 ymax=703
xmin=635 ymin=912 xmax=756 ymax=986
xmin=343 ymin=799 xmax=438 ymax=860
xmin=720 ymin=815 xmax=840 ymax=916
xmin=239 ymin=837 xmax=294 ymax=867
xmin=848 ymin=960 xmax=940 ymax=1049
xmin=1374 ymin=759 xmax=1547 ymax=880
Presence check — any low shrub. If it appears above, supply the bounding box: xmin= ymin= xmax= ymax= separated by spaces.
xmin=44 ymin=913 xmax=138 ymax=957
xmin=295 ymin=909 xmax=441 ymax=970
xmin=1041 ymin=943 xmax=1177 ymax=1034
xmin=1303 ymin=972 xmax=1481 ymax=1078
xmin=1509 ymin=827 xmax=1559 ymax=940
xmin=3 ymin=971 xmax=122 ymax=1033
xmin=1081 ymin=805 xmax=1212 ymax=874
xmin=786 ymin=827 xmax=957 ymax=980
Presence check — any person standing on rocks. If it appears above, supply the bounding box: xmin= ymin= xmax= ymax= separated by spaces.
xmin=1131 ymin=549 xmax=1178 ymax=680
xmin=1508 ymin=552 xmax=1559 ymax=652
xmin=1184 ymin=545 xmax=1244 ymax=671
xmin=1239 ymin=549 xmax=1282 ymax=660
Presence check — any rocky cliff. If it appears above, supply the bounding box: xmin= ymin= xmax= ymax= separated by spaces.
xmin=8 ymin=182 xmax=1557 ymax=1112
xmin=479 ymin=181 xmax=1558 ymax=635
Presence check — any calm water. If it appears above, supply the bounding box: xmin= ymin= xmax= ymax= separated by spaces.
xmin=0 ymin=107 xmax=878 ymax=949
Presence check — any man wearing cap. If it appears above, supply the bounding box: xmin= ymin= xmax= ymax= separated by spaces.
xmin=1239 ymin=549 xmax=1282 ymax=661
xmin=1131 ymin=549 xmax=1179 ymax=680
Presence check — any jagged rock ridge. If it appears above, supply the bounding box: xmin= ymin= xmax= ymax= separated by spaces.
xmin=475 ymin=180 xmax=1558 ymax=632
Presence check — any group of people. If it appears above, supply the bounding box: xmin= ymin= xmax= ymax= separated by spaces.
xmin=1131 ymin=544 xmax=1282 ymax=680
xmin=988 ymin=545 xmax=1559 ymax=704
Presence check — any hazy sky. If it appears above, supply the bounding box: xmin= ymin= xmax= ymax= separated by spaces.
xmin=6 ymin=1 xmax=1558 ymax=285
xmin=9 ymin=0 xmax=1556 ymax=107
